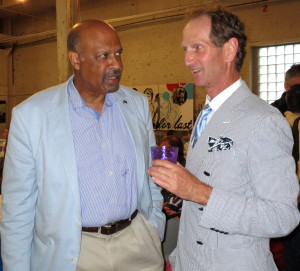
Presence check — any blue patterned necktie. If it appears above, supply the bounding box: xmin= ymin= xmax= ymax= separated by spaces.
xmin=192 ymin=105 xmax=212 ymax=148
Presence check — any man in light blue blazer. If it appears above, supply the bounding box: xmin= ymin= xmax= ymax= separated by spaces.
xmin=0 ymin=20 xmax=165 ymax=271
xmin=148 ymin=8 xmax=300 ymax=271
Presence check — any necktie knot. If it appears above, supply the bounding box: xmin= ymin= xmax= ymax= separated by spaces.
xmin=192 ymin=105 xmax=212 ymax=148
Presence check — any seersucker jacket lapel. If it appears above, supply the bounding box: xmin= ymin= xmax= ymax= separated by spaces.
xmin=187 ymin=82 xmax=251 ymax=167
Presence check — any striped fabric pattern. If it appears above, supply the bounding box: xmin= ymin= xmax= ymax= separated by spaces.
xmin=68 ymin=81 xmax=137 ymax=227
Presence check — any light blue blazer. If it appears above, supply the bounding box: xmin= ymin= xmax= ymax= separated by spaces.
xmin=0 ymin=79 xmax=165 ymax=271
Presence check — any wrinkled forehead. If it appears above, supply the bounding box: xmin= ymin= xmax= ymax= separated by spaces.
xmin=182 ymin=16 xmax=212 ymax=45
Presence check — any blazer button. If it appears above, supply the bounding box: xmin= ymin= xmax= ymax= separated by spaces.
xmin=196 ymin=241 xmax=203 ymax=245
xmin=204 ymin=171 xmax=210 ymax=176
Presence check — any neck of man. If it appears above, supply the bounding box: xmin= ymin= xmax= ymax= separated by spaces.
xmin=206 ymin=72 xmax=240 ymax=100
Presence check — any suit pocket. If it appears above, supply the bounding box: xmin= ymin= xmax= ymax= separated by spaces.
xmin=209 ymin=147 xmax=235 ymax=161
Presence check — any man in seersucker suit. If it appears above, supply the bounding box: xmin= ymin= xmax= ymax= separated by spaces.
xmin=148 ymin=8 xmax=300 ymax=271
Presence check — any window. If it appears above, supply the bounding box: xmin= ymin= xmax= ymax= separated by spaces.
xmin=253 ymin=43 xmax=300 ymax=104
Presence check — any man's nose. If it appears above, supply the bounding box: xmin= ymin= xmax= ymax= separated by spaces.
xmin=109 ymin=55 xmax=123 ymax=70
xmin=184 ymin=50 xmax=194 ymax=67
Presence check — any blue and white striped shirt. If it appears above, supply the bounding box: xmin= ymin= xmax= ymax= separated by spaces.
xmin=68 ymin=78 xmax=137 ymax=227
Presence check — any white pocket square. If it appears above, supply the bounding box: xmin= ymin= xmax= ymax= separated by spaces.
xmin=208 ymin=136 xmax=233 ymax=152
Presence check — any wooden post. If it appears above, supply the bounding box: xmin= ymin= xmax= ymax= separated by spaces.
xmin=56 ymin=0 xmax=80 ymax=84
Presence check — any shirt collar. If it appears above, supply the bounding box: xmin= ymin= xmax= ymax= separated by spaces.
xmin=207 ymin=78 xmax=243 ymax=112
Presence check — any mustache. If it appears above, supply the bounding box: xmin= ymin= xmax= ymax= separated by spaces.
xmin=104 ymin=69 xmax=122 ymax=78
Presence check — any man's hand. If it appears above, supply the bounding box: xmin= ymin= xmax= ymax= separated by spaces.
xmin=148 ymin=160 xmax=212 ymax=205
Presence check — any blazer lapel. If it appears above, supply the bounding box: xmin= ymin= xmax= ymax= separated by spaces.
xmin=188 ymin=82 xmax=250 ymax=160
xmin=48 ymin=84 xmax=81 ymax=208
xmin=115 ymin=91 xmax=145 ymax=199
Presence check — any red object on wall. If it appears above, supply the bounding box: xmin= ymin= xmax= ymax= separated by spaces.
xmin=262 ymin=5 xmax=268 ymax=13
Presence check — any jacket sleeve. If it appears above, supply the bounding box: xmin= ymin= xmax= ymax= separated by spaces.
xmin=0 ymin=107 xmax=37 ymax=271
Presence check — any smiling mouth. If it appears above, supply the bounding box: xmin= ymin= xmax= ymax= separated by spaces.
xmin=191 ymin=68 xmax=203 ymax=73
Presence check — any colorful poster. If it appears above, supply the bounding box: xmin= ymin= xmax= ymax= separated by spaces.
xmin=133 ymin=83 xmax=194 ymax=131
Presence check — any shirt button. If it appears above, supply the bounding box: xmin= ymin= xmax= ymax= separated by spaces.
xmin=71 ymin=258 xmax=77 ymax=263
xmin=102 ymin=144 xmax=107 ymax=148
xmin=76 ymin=222 xmax=81 ymax=228
xmin=108 ymin=171 xmax=113 ymax=176
xmin=111 ymin=199 xmax=116 ymax=204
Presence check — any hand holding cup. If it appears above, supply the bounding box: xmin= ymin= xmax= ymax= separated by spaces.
xmin=150 ymin=146 xmax=179 ymax=164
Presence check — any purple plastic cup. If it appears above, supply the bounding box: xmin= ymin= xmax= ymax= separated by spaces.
xmin=151 ymin=146 xmax=179 ymax=164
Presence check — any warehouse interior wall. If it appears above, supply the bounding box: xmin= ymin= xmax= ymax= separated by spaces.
xmin=0 ymin=0 xmax=300 ymax=127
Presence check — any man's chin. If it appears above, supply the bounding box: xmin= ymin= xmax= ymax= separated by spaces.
xmin=108 ymin=85 xmax=120 ymax=93
xmin=104 ymin=83 xmax=120 ymax=93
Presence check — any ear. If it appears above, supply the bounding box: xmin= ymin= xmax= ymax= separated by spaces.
xmin=68 ymin=51 xmax=80 ymax=70
xmin=284 ymin=82 xmax=291 ymax=91
xmin=224 ymin=37 xmax=238 ymax=63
